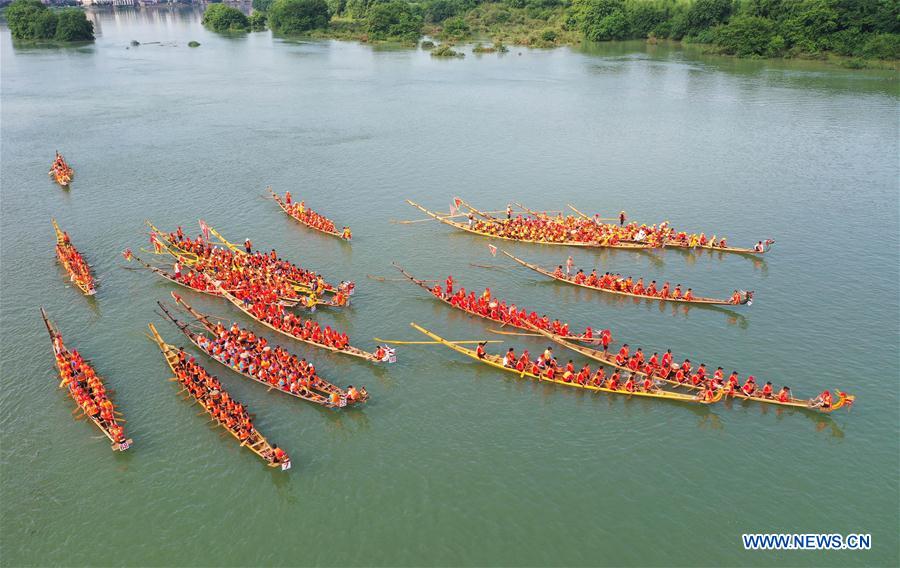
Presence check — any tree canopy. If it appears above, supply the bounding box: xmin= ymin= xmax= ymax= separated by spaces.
xmin=268 ymin=0 xmax=330 ymax=34
xmin=5 ymin=0 xmax=94 ymax=42
xmin=202 ymin=4 xmax=250 ymax=32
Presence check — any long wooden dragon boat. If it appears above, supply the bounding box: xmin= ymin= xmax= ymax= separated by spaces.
xmin=157 ymin=295 xmax=366 ymax=408
xmin=393 ymin=263 xmax=603 ymax=344
xmin=501 ymin=250 xmax=752 ymax=306
xmin=268 ymin=187 xmax=351 ymax=240
xmin=406 ymin=200 xmax=651 ymax=250
xmin=208 ymin=279 xmax=389 ymax=364
xmin=53 ymin=219 xmax=96 ymax=296
xmin=146 ymin=220 xmax=345 ymax=297
xmin=148 ymin=323 xmax=291 ymax=470
xmin=49 ymin=152 xmax=73 ymax=188
xmin=410 ymin=323 xmax=715 ymax=405
xmin=565 ymin=203 xmax=773 ymax=256
xmin=127 ymin=253 xmax=302 ymax=308
xmin=42 ymin=308 xmax=132 ymax=451
xmin=524 ymin=324 xmax=853 ymax=413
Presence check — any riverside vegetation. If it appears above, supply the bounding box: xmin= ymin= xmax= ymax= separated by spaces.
xmin=4 ymin=0 xmax=94 ymax=42
xmin=201 ymin=0 xmax=898 ymax=66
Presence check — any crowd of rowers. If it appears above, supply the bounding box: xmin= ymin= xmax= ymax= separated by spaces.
xmin=53 ymin=336 xmax=126 ymax=444
xmin=164 ymin=226 xmax=350 ymax=294
xmin=194 ymin=320 xmax=367 ymax=406
xmin=58 ymin=231 xmax=95 ymax=290
xmin=430 ymin=276 xmax=612 ymax=345
xmin=467 ymin=207 xmax=771 ymax=251
xmin=551 ymin=263 xmax=749 ymax=304
xmin=161 ymin=228 xmax=352 ymax=306
xmin=476 ymin=342 xmax=836 ymax=407
xmin=234 ymin=288 xmax=355 ymax=351
xmin=49 ymin=151 xmax=73 ymax=184
xmin=174 ymin=347 xmax=289 ymax=466
xmin=283 ymin=192 xmax=352 ymax=239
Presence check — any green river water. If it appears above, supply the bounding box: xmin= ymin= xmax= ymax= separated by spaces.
xmin=1 ymin=7 xmax=898 ymax=567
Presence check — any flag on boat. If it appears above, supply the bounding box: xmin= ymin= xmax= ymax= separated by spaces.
xmin=122 ymin=248 xmax=133 ymax=261
xmin=199 ymin=219 xmax=210 ymax=242
xmin=488 ymin=244 xmax=497 ymax=257
xmin=449 ymin=200 xmax=458 ymax=216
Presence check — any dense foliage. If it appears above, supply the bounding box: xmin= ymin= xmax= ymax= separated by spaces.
xmin=365 ymin=0 xmax=423 ymax=41
xmin=249 ymin=11 xmax=268 ymax=30
xmin=252 ymin=0 xmax=275 ymax=12
xmin=202 ymin=4 xmax=250 ymax=32
xmin=269 ymin=0 xmax=330 ymax=34
xmin=565 ymin=0 xmax=900 ymax=59
xmin=5 ymin=0 xmax=94 ymax=42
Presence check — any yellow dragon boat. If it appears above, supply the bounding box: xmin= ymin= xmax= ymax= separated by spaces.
xmin=410 ymin=323 xmax=716 ymax=405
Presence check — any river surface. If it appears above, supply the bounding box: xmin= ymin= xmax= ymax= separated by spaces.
xmin=2 ymin=7 xmax=898 ymax=567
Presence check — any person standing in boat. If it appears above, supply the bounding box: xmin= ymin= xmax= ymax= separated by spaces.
xmin=619 ymin=211 xmax=627 ymax=226
xmin=565 ymin=255 xmax=574 ymax=276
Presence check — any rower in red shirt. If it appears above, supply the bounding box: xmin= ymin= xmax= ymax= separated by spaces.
xmin=475 ymin=342 xmax=487 ymax=359
xmin=623 ymin=375 xmax=636 ymax=392
xmin=615 ymin=345 xmax=630 ymax=366
xmin=741 ymin=376 xmax=757 ymax=396
xmin=445 ymin=275 xmax=453 ymax=295
xmin=777 ymin=386 xmax=791 ymax=402
xmin=760 ymin=381 xmax=774 ymax=398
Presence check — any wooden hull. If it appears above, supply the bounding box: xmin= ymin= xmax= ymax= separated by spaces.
xmin=410 ymin=323 xmax=712 ymax=405
xmin=147 ymin=323 xmax=290 ymax=470
xmin=210 ymin=280 xmax=384 ymax=363
xmin=526 ymin=325 xmax=850 ymax=413
xmin=393 ymin=264 xmax=601 ymax=344
xmin=41 ymin=308 xmax=130 ymax=452
xmin=502 ymin=250 xmax=748 ymax=307
xmin=406 ymin=200 xmax=652 ymax=250
xmin=52 ymin=219 xmax=96 ymax=296
xmin=269 ymin=188 xmax=349 ymax=240
xmin=147 ymin=220 xmax=341 ymax=297
xmin=158 ymin=299 xmax=365 ymax=408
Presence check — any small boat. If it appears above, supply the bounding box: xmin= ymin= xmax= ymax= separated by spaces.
xmin=157 ymin=294 xmax=368 ymax=408
xmin=501 ymin=250 xmax=752 ymax=306
xmin=525 ymin=325 xmax=853 ymax=413
xmin=393 ymin=263 xmax=603 ymax=343
xmin=208 ymin=279 xmax=390 ymax=364
xmin=49 ymin=152 xmax=73 ymax=188
xmin=269 ymin=187 xmax=351 ymax=241
xmin=406 ymin=200 xmax=652 ymax=250
xmin=147 ymin=323 xmax=291 ymax=470
xmin=410 ymin=323 xmax=716 ymax=405
xmin=127 ymin=253 xmax=301 ymax=308
xmin=41 ymin=308 xmax=131 ymax=451
xmin=53 ymin=219 xmax=96 ymax=296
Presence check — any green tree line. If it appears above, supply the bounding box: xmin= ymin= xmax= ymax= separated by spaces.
xmin=205 ymin=0 xmax=899 ymax=60
xmin=5 ymin=0 xmax=94 ymax=42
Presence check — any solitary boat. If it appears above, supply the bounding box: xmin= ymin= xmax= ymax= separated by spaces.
xmin=501 ymin=250 xmax=752 ymax=306
xmin=41 ymin=308 xmax=131 ymax=451
xmin=269 ymin=187 xmax=351 ymax=240
xmin=53 ymin=219 xmax=96 ymax=296
xmin=148 ymin=323 xmax=291 ymax=470
xmin=157 ymin=294 xmax=368 ymax=408
xmin=410 ymin=323 xmax=716 ymax=405
xmin=49 ymin=151 xmax=73 ymax=188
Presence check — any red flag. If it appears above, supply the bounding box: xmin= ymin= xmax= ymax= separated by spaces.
xmin=488 ymin=244 xmax=497 ymax=257
xmin=454 ymin=197 xmax=462 ymax=208
xmin=199 ymin=219 xmax=210 ymax=242
xmin=122 ymin=248 xmax=133 ymax=261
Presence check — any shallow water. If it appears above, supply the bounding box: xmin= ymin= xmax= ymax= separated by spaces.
xmin=1 ymin=7 xmax=898 ymax=566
